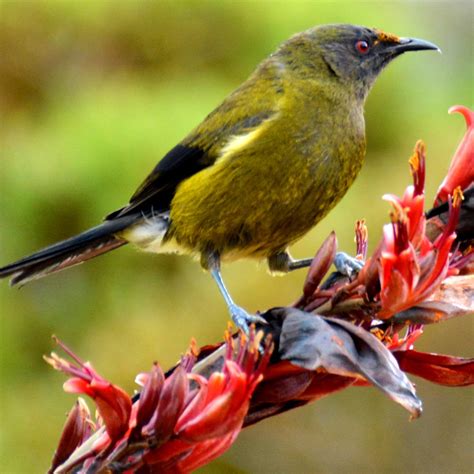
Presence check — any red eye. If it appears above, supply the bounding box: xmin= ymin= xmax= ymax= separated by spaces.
xmin=356 ymin=40 xmax=370 ymax=54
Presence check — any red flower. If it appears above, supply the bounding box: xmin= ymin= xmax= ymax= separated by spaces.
xmin=377 ymin=189 xmax=461 ymax=319
xmin=47 ymin=331 xmax=272 ymax=473
xmin=143 ymin=331 xmax=272 ymax=473
xmin=435 ymin=105 xmax=474 ymax=205
xmin=45 ymin=337 xmax=132 ymax=444
xmin=348 ymin=140 xmax=462 ymax=319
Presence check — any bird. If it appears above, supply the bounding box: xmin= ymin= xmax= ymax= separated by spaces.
xmin=0 ymin=24 xmax=439 ymax=332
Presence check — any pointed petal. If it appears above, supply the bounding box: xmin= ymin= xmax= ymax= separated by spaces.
xmin=177 ymin=391 xmax=245 ymax=442
xmin=91 ymin=381 xmax=132 ymax=442
xmin=379 ymin=269 xmax=411 ymax=318
xmin=435 ymin=105 xmax=474 ymax=205
xmin=134 ymin=363 xmax=165 ymax=434
xmin=177 ymin=431 xmax=238 ymax=473
xmin=302 ymin=232 xmax=337 ymax=298
xmin=49 ymin=398 xmax=92 ymax=474
xmin=394 ymin=350 xmax=474 ymax=386
xmin=63 ymin=378 xmax=93 ymax=397
xmin=149 ymin=366 xmax=188 ymax=442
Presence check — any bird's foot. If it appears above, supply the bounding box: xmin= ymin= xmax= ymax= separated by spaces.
xmin=229 ymin=304 xmax=266 ymax=335
xmin=333 ymin=251 xmax=364 ymax=279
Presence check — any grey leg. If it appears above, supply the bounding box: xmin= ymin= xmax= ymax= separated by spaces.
xmin=207 ymin=253 xmax=266 ymax=333
xmin=268 ymin=251 xmax=313 ymax=273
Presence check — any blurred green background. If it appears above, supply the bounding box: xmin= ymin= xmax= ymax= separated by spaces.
xmin=0 ymin=1 xmax=472 ymax=472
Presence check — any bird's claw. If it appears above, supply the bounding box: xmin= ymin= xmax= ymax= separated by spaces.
xmin=229 ymin=304 xmax=267 ymax=335
xmin=334 ymin=251 xmax=365 ymax=279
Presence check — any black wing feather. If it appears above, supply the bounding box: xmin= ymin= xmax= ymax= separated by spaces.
xmin=106 ymin=144 xmax=209 ymax=219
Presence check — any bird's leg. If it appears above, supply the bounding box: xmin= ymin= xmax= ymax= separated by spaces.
xmin=333 ymin=251 xmax=365 ymax=279
xmin=206 ymin=252 xmax=266 ymax=334
xmin=267 ymin=251 xmax=313 ymax=273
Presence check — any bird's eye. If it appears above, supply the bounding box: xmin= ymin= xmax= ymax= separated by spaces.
xmin=355 ymin=40 xmax=370 ymax=54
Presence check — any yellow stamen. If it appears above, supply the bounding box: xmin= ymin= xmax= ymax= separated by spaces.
xmin=370 ymin=328 xmax=385 ymax=340
xmin=408 ymin=152 xmax=419 ymax=173
xmin=187 ymin=337 xmax=199 ymax=357
xmin=408 ymin=140 xmax=425 ymax=176
xmin=389 ymin=202 xmax=408 ymax=224
xmin=453 ymin=186 xmax=464 ymax=207
xmin=253 ymin=330 xmax=265 ymax=352
xmin=224 ymin=323 xmax=234 ymax=349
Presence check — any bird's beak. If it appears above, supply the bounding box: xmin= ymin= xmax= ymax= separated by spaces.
xmin=391 ymin=37 xmax=441 ymax=54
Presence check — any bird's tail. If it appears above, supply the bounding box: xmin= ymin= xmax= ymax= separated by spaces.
xmin=0 ymin=215 xmax=139 ymax=286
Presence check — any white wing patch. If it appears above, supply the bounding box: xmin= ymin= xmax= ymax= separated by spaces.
xmin=215 ymin=113 xmax=278 ymax=166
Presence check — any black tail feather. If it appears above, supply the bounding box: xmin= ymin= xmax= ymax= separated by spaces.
xmin=0 ymin=215 xmax=139 ymax=286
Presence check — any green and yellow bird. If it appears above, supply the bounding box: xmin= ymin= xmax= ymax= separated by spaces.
xmin=0 ymin=24 xmax=439 ymax=331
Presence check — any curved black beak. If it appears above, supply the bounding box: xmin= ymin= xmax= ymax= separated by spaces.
xmin=392 ymin=37 xmax=441 ymax=54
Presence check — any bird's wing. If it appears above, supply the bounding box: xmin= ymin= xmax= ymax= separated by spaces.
xmin=106 ymin=64 xmax=282 ymax=220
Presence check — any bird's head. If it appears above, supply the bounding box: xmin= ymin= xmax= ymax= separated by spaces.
xmin=280 ymin=24 xmax=440 ymax=100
